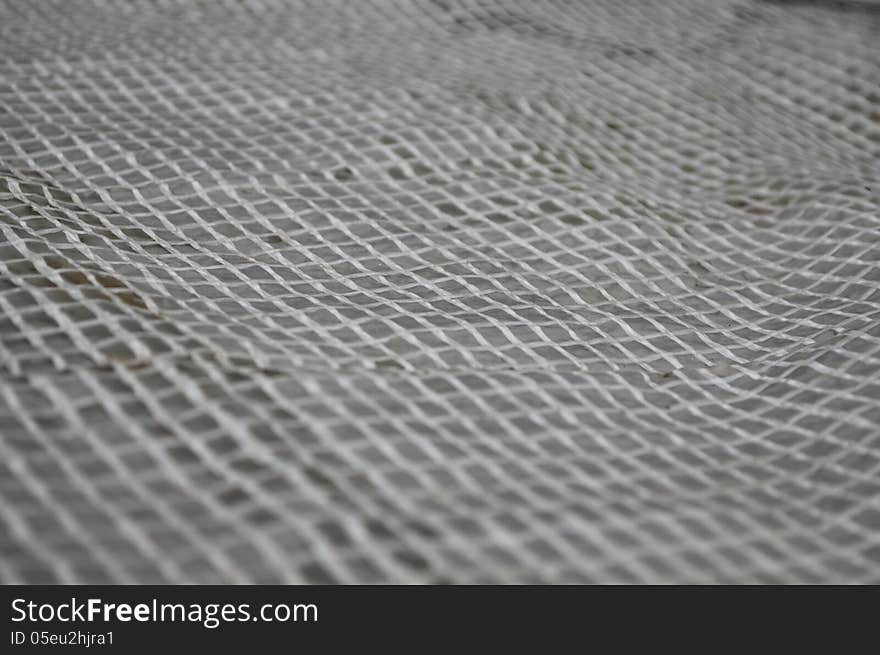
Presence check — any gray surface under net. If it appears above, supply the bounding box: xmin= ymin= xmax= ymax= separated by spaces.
xmin=1 ymin=0 xmax=879 ymax=583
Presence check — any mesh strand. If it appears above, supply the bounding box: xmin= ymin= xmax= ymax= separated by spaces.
xmin=1 ymin=0 xmax=879 ymax=583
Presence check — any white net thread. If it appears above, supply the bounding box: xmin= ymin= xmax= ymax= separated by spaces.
xmin=1 ymin=0 xmax=879 ymax=583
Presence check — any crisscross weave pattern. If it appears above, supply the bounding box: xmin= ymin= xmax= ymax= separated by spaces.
xmin=1 ymin=0 xmax=879 ymax=583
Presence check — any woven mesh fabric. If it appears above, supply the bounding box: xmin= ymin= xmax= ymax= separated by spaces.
xmin=1 ymin=0 xmax=879 ymax=584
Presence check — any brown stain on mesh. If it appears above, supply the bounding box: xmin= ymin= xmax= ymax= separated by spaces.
xmin=103 ymin=350 xmax=150 ymax=370
xmin=41 ymin=255 xmax=149 ymax=310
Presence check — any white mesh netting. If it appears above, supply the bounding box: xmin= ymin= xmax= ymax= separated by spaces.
xmin=1 ymin=0 xmax=879 ymax=584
